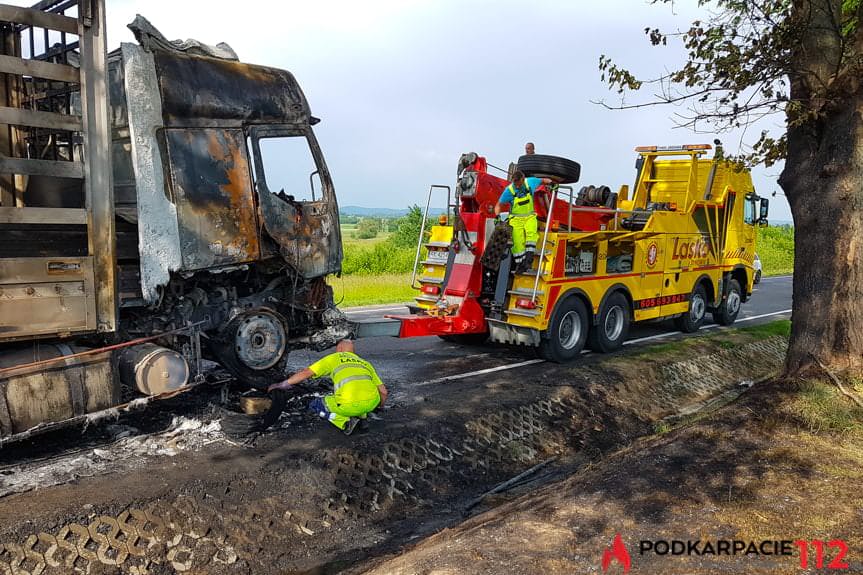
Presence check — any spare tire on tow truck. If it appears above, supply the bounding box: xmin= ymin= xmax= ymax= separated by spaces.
xmin=517 ymin=154 xmax=581 ymax=183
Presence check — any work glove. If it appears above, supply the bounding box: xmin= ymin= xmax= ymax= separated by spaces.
xmin=495 ymin=212 xmax=509 ymax=224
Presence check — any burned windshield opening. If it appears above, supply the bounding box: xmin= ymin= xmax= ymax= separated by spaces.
xmin=255 ymin=134 xmax=322 ymax=203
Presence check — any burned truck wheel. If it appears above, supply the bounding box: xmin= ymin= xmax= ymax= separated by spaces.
xmin=213 ymin=310 xmax=290 ymax=389
xmin=517 ymin=154 xmax=581 ymax=184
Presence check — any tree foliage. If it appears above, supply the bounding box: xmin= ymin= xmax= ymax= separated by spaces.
xmin=356 ymin=217 xmax=381 ymax=239
xmin=390 ymin=205 xmax=426 ymax=248
xmin=598 ymin=0 xmax=862 ymax=167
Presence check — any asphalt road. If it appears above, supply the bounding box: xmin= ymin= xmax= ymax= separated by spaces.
xmin=290 ymin=275 xmax=794 ymax=386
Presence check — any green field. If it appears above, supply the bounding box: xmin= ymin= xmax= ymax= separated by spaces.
xmin=329 ymin=272 xmax=415 ymax=307
xmin=757 ymin=225 xmax=794 ymax=276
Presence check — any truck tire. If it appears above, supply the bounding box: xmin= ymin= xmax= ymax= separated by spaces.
xmin=674 ymin=284 xmax=707 ymax=333
xmin=712 ymin=278 xmax=742 ymax=326
xmin=539 ymin=297 xmax=589 ymax=362
xmin=754 ymin=269 xmax=762 ymax=284
xmin=588 ymin=292 xmax=631 ymax=353
xmin=211 ymin=310 xmax=290 ymax=389
xmin=517 ymin=154 xmax=581 ymax=184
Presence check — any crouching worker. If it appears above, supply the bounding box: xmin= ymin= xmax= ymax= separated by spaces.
xmin=268 ymin=340 xmax=388 ymax=435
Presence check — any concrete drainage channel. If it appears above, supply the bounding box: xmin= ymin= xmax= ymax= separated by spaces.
xmin=0 ymin=336 xmax=788 ymax=574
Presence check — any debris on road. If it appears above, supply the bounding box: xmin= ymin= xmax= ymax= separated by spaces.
xmin=0 ymin=416 xmax=226 ymax=498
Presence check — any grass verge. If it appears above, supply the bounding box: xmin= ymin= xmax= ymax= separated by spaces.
xmin=780 ymin=379 xmax=863 ymax=435
xmin=329 ymin=273 xmax=416 ymax=307
xmin=630 ymin=319 xmax=790 ymax=360
xmin=757 ymin=225 xmax=794 ymax=276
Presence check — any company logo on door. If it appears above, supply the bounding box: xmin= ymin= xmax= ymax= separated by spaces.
xmin=646 ymin=242 xmax=658 ymax=267
xmin=671 ymin=237 xmax=709 ymax=261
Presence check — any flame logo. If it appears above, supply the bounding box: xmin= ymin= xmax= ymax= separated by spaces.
xmin=602 ymin=533 xmax=631 ymax=573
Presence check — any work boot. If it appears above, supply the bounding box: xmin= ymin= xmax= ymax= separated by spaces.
xmin=342 ymin=417 xmax=360 ymax=436
xmin=521 ymin=252 xmax=534 ymax=272
xmin=512 ymin=257 xmax=523 ymax=274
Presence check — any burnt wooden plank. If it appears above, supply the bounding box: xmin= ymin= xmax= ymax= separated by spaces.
xmin=0 ymin=54 xmax=79 ymax=83
xmin=0 ymin=157 xmax=83 ymax=179
xmin=0 ymin=206 xmax=86 ymax=224
xmin=0 ymin=106 xmax=81 ymax=132
xmin=0 ymin=5 xmax=78 ymax=34
xmin=0 ymin=225 xmax=87 ymax=257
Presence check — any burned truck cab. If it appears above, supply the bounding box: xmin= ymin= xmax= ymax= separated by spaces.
xmin=0 ymin=5 xmax=347 ymax=441
xmin=110 ymin=26 xmax=345 ymax=386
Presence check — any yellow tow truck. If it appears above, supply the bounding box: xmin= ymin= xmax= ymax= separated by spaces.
xmin=385 ymin=144 xmax=769 ymax=361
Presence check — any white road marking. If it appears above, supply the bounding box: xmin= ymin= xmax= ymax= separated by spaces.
xmin=417 ymin=308 xmax=792 ymax=385
xmin=418 ymin=359 xmax=545 ymax=385
xmin=735 ymin=308 xmax=793 ymax=321
xmin=624 ymin=309 xmax=792 ymax=346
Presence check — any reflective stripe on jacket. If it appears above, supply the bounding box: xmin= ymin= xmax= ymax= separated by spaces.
xmin=309 ymin=352 xmax=381 ymax=404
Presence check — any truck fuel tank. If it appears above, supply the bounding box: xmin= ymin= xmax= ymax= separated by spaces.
xmin=117 ymin=344 xmax=190 ymax=396
xmin=0 ymin=345 xmax=118 ymax=438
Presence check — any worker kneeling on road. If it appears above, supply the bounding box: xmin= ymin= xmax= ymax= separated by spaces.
xmin=268 ymin=340 xmax=388 ymax=435
xmin=495 ymin=170 xmax=553 ymax=273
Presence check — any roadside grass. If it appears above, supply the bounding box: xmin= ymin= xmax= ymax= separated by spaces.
xmin=737 ymin=318 xmax=791 ymax=338
xmin=757 ymin=225 xmax=794 ymax=276
xmin=781 ymin=379 xmax=863 ymax=436
xmin=329 ymin=273 xmax=415 ymax=307
xmin=629 ymin=319 xmax=789 ymax=361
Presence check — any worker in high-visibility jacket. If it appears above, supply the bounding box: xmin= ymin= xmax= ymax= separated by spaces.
xmin=268 ymin=340 xmax=388 ymax=435
xmin=494 ymin=170 xmax=553 ymax=273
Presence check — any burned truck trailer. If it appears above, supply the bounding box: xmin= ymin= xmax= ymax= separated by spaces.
xmin=0 ymin=1 xmax=345 ymax=440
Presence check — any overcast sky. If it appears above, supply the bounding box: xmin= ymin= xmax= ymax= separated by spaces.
xmin=84 ymin=1 xmax=791 ymax=220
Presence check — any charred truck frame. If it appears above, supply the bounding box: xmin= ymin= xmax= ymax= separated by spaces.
xmin=0 ymin=1 xmax=345 ymax=441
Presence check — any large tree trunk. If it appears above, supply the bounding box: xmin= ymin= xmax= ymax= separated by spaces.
xmin=781 ymin=101 xmax=863 ymax=376
xmin=780 ymin=0 xmax=863 ymax=376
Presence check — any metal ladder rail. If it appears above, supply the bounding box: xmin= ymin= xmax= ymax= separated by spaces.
xmin=410 ymin=184 xmax=452 ymax=290
xmin=531 ymin=185 xmax=573 ymax=302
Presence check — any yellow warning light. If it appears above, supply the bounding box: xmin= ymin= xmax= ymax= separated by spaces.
xmin=635 ymin=144 xmax=713 ymax=152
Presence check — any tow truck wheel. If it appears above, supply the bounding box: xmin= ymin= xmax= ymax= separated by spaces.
xmin=674 ymin=284 xmax=707 ymax=333
xmin=712 ymin=278 xmax=742 ymax=326
xmin=539 ymin=297 xmax=589 ymax=362
xmin=588 ymin=292 xmax=631 ymax=353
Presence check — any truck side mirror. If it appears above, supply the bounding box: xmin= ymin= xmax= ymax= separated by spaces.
xmin=757 ymin=197 xmax=769 ymax=226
